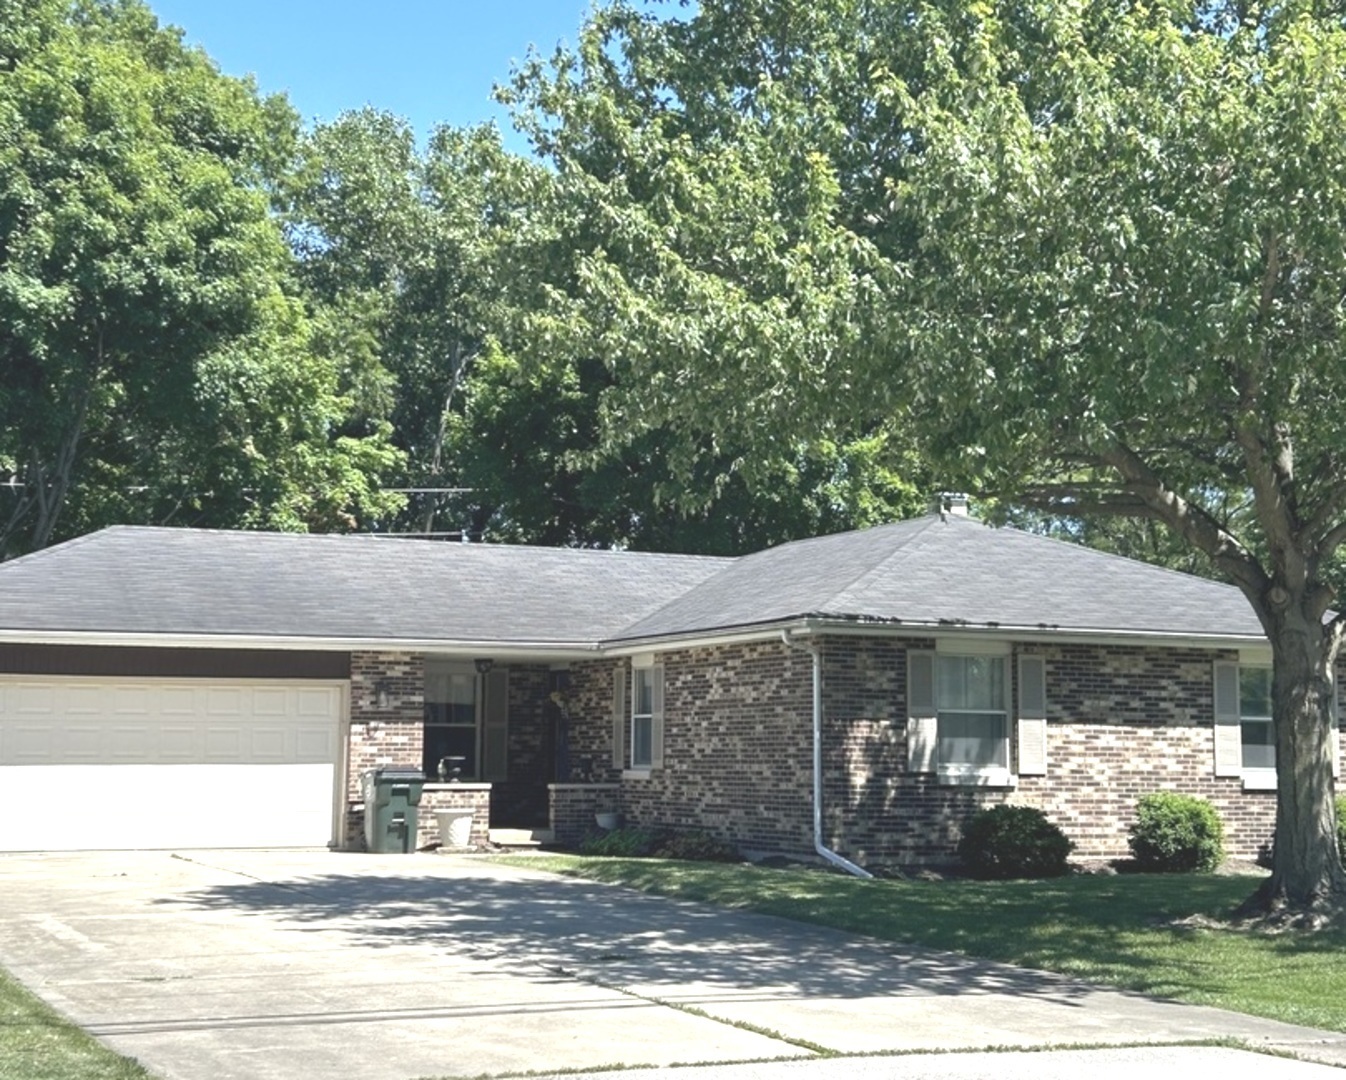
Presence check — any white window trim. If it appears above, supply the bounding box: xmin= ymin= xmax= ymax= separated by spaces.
xmin=929 ymin=647 xmax=1015 ymax=787
xmin=630 ymin=665 xmax=654 ymax=770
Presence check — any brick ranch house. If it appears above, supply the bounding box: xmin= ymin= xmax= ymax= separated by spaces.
xmin=0 ymin=507 xmax=1337 ymax=864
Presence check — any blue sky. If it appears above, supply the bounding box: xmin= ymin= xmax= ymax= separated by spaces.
xmin=148 ymin=1 xmax=599 ymax=151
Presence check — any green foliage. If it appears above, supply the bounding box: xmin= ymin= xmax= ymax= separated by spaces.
xmin=500 ymin=0 xmax=1346 ymax=906
xmin=578 ymin=826 xmax=659 ymax=858
xmin=0 ymin=0 xmax=401 ymax=555
xmin=651 ymin=830 xmax=742 ymax=863
xmin=956 ymin=805 xmax=1074 ymax=880
xmin=577 ymin=826 xmax=742 ymax=861
xmin=1129 ymin=793 xmax=1226 ymax=874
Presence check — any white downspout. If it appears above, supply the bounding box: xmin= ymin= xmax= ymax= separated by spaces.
xmin=781 ymin=630 xmax=873 ymax=879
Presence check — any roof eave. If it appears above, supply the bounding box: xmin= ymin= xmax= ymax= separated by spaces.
xmin=604 ymin=614 xmax=1269 ymax=653
xmin=0 ymin=628 xmax=603 ymax=661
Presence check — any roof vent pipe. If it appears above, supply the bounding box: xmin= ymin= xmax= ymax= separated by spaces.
xmin=780 ymin=629 xmax=873 ymax=880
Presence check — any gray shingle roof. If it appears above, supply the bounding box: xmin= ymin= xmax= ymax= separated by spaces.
xmin=615 ymin=514 xmax=1264 ymax=642
xmin=0 ymin=515 xmax=1266 ymax=649
xmin=0 ymin=526 xmax=729 ymax=646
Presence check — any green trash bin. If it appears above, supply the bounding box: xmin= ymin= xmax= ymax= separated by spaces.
xmin=362 ymin=766 xmax=426 ymax=853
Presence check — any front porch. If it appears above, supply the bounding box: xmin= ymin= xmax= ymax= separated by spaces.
xmin=344 ymin=650 xmax=622 ymax=849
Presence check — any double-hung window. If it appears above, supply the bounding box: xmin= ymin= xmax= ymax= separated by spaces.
xmin=936 ymin=654 xmax=1009 ymax=772
xmin=908 ymin=644 xmax=1027 ymax=786
xmin=1239 ymin=666 xmax=1275 ymax=772
xmin=631 ymin=667 xmax=656 ymax=768
xmin=908 ymin=644 xmax=1047 ymax=785
xmin=1213 ymin=658 xmax=1340 ymax=790
xmin=612 ymin=658 xmax=664 ymax=774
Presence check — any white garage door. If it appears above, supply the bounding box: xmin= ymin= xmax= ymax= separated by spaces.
xmin=0 ymin=677 xmax=345 ymax=851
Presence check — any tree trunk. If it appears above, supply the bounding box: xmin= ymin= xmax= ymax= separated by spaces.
xmin=1254 ymin=604 xmax=1346 ymax=923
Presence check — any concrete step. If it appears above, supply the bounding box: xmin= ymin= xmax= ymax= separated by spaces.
xmin=488 ymin=827 xmax=555 ymax=847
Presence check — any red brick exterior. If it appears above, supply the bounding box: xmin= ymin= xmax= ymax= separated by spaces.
xmin=340 ymin=639 xmax=1345 ymax=866
xmin=417 ymin=784 xmax=492 ymax=849
xmin=556 ymin=636 xmax=1346 ymax=866
xmin=346 ymin=651 xmax=427 ymax=846
xmin=549 ymin=783 xmax=620 ymax=845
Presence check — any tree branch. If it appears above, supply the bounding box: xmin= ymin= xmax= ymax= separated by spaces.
xmin=1097 ymin=438 xmax=1270 ymax=600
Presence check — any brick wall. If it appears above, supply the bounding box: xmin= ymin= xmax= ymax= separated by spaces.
xmin=346 ymin=650 xmax=426 ymax=847
xmin=585 ymin=641 xmax=817 ymax=854
xmin=549 ymin=783 xmax=620 ymax=846
xmin=564 ymin=660 xmax=624 ymax=783
xmin=557 ymin=635 xmax=1342 ymax=866
xmin=418 ymin=784 xmax=492 ymax=849
xmin=1013 ymin=643 xmax=1275 ymax=861
xmin=815 ymin=638 xmax=1280 ymax=863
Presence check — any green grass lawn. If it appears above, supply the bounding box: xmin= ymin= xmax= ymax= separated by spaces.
xmin=0 ymin=968 xmax=153 ymax=1080
xmin=503 ymin=855 xmax=1346 ymax=1033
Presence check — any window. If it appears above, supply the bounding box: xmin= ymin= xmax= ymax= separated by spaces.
xmin=424 ymin=666 xmax=478 ymax=780
xmin=612 ymin=659 xmax=664 ymax=773
xmin=1239 ymin=666 xmax=1274 ymax=771
xmin=631 ymin=666 xmax=655 ymax=769
xmin=907 ymin=646 xmax=1017 ymax=785
xmin=936 ymin=654 xmax=1009 ymax=770
xmin=422 ymin=662 xmax=510 ymax=782
xmin=1213 ymin=659 xmax=1325 ymax=791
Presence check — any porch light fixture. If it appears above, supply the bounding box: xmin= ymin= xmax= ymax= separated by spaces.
xmin=474 ymin=658 xmax=494 ymax=674
xmin=374 ymin=679 xmax=392 ymax=709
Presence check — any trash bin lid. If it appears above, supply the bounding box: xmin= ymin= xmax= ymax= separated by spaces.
xmin=369 ymin=766 xmax=425 ymax=782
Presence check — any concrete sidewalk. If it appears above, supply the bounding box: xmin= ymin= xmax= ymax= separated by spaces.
xmin=1 ymin=850 xmax=1344 ymax=1080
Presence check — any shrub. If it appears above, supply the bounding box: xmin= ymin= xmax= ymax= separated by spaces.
xmin=579 ymin=826 xmax=658 ymax=857
xmin=957 ymin=805 xmax=1074 ymax=879
xmin=1128 ymin=792 xmax=1225 ymax=873
xmin=652 ymin=830 xmax=742 ymax=863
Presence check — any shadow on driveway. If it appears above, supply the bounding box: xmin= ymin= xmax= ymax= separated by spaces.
xmin=156 ymin=858 xmax=1101 ymax=1008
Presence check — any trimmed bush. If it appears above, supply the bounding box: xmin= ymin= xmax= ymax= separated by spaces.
xmin=1128 ymin=792 xmax=1224 ymax=872
xmin=1337 ymin=795 xmax=1346 ymax=864
xmin=652 ymin=831 xmax=742 ymax=862
xmin=579 ymin=826 xmax=658 ymax=857
xmin=957 ymin=804 xmax=1074 ymax=879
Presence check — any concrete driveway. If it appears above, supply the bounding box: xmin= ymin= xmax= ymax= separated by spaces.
xmin=2 ymin=850 xmax=1345 ymax=1080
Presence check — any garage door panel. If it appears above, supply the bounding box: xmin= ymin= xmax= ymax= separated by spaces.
xmin=113 ymin=687 xmax=151 ymax=715
xmin=160 ymin=687 xmax=198 ymax=715
xmin=248 ymin=727 xmax=289 ymax=761
xmin=8 ymin=724 xmax=54 ymax=762
xmin=207 ymin=687 xmax=245 ymax=716
xmin=108 ymin=725 xmax=153 ymax=761
xmin=0 ymin=677 xmax=345 ymax=850
xmin=15 ymin=685 xmax=55 ymax=714
xmin=63 ymin=725 xmax=104 ymax=760
xmin=64 ymin=686 xmax=103 ymax=714
xmin=252 ymin=688 xmax=289 ymax=716
xmin=205 ymin=726 xmax=244 ymax=760
xmin=158 ymin=725 xmax=199 ymax=762
xmin=297 ymin=687 xmax=339 ymax=717
xmin=296 ymin=725 xmax=336 ymax=762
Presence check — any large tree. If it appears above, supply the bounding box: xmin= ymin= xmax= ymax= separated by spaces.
xmin=510 ymin=0 xmax=1346 ymax=920
xmin=286 ymin=104 xmax=929 ymax=549
xmin=0 ymin=0 xmax=400 ymax=557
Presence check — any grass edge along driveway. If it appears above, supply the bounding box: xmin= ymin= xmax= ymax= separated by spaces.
xmin=497 ymin=855 xmax=1346 ymax=1034
xmin=0 ymin=966 xmax=152 ymax=1080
